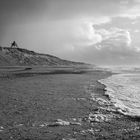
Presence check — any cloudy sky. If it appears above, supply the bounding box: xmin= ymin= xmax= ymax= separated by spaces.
xmin=0 ymin=0 xmax=140 ymax=65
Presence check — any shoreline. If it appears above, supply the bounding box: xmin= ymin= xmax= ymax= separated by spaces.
xmin=0 ymin=69 xmax=140 ymax=139
xmin=98 ymin=74 xmax=140 ymax=120
xmin=86 ymin=73 xmax=140 ymax=139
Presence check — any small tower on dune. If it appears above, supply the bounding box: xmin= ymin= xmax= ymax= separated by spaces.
xmin=11 ymin=41 xmax=18 ymax=48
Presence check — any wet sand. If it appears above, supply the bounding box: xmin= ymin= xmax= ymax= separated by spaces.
xmin=0 ymin=67 xmax=140 ymax=140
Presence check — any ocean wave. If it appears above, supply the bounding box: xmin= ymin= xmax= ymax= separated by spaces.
xmin=98 ymin=73 xmax=140 ymax=117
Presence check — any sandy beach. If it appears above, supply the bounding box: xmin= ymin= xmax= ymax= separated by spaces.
xmin=0 ymin=67 xmax=140 ymax=140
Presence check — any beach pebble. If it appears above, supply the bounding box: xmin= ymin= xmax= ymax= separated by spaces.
xmin=56 ymin=119 xmax=70 ymax=126
xmin=88 ymin=113 xmax=109 ymax=122
xmin=87 ymin=128 xmax=95 ymax=135
xmin=37 ymin=119 xmax=81 ymax=127
xmin=0 ymin=126 xmax=4 ymax=132
xmin=62 ymin=138 xmax=76 ymax=140
xmin=70 ymin=122 xmax=81 ymax=125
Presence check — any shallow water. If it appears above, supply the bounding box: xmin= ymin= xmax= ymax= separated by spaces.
xmin=99 ymin=73 xmax=140 ymax=117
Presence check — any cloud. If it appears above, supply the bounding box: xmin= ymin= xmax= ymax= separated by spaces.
xmin=43 ymin=21 xmax=132 ymax=54
xmin=56 ymin=25 xmax=135 ymax=65
xmin=52 ymin=17 xmax=112 ymax=48
xmin=47 ymin=0 xmax=123 ymax=20
xmin=118 ymin=0 xmax=140 ymax=19
xmin=1 ymin=0 xmax=140 ymax=65
xmin=70 ymin=26 xmax=132 ymax=49
xmin=67 ymin=18 xmax=111 ymax=47
xmin=71 ymin=22 xmax=102 ymax=46
xmin=120 ymin=0 xmax=129 ymax=5
xmin=81 ymin=45 xmax=140 ymax=65
xmin=96 ymin=28 xmax=131 ymax=46
xmin=42 ymin=17 xmax=111 ymax=50
xmin=120 ymin=7 xmax=140 ymax=19
xmin=63 ymin=27 xmax=136 ymax=65
xmin=47 ymin=0 xmax=140 ymax=21
xmin=134 ymin=0 xmax=140 ymax=3
xmin=134 ymin=29 xmax=140 ymax=33
xmin=2 ymin=16 xmax=110 ymax=52
xmin=68 ymin=34 xmax=139 ymax=65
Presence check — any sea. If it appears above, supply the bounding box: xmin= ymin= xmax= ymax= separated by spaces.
xmin=99 ymin=67 xmax=140 ymax=117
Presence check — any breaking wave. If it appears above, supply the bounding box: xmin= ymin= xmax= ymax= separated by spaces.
xmin=99 ymin=73 xmax=140 ymax=117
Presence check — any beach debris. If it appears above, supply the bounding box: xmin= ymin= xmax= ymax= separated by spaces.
xmin=72 ymin=97 xmax=86 ymax=101
xmin=33 ymin=119 xmax=81 ymax=128
xmin=70 ymin=122 xmax=81 ymax=125
xmin=96 ymin=98 xmax=110 ymax=106
xmin=0 ymin=126 xmax=4 ymax=132
xmin=15 ymin=123 xmax=24 ymax=127
xmin=39 ymin=123 xmax=49 ymax=127
xmin=80 ymin=128 xmax=94 ymax=135
xmin=80 ymin=128 xmax=100 ymax=135
xmin=76 ymin=98 xmax=86 ymax=101
xmin=62 ymin=138 xmax=76 ymax=140
xmin=91 ymin=97 xmax=111 ymax=106
xmin=71 ymin=117 xmax=82 ymax=122
xmin=71 ymin=118 xmax=77 ymax=121
xmin=87 ymin=128 xmax=95 ymax=135
xmin=119 ymin=126 xmax=140 ymax=133
xmin=88 ymin=113 xmax=110 ymax=122
xmin=48 ymin=119 xmax=70 ymax=126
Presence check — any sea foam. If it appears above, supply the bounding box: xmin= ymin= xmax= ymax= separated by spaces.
xmin=99 ymin=73 xmax=140 ymax=117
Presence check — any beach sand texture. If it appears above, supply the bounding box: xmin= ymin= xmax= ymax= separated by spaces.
xmin=0 ymin=67 xmax=140 ymax=140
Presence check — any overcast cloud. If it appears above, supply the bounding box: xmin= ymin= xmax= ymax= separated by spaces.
xmin=1 ymin=0 xmax=140 ymax=65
